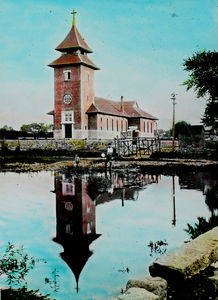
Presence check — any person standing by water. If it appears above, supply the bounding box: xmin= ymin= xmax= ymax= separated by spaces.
xmin=105 ymin=143 xmax=114 ymax=172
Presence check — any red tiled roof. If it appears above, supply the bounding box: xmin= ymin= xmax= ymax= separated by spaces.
xmin=86 ymin=97 xmax=158 ymax=120
xmin=124 ymin=101 xmax=158 ymax=119
xmin=56 ymin=25 xmax=93 ymax=53
xmin=48 ymin=53 xmax=99 ymax=70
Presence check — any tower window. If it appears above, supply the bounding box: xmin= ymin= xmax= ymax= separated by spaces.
xmin=65 ymin=113 xmax=72 ymax=122
xmin=62 ymin=111 xmax=74 ymax=123
xmin=151 ymin=122 xmax=153 ymax=133
xmin=87 ymin=96 xmax=89 ymax=101
xmin=107 ymin=119 xmax=109 ymax=130
xmin=147 ymin=122 xmax=149 ymax=133
xmin=63 ymin=70 xmax=71 ymax=81
xmin=144 ymin=121 xmax=146 ymax=132
xmin=121 ymin=120 xmax=123 ymax=132
xmin=112 ymin=119 xmax=114 ymax=131
xmin=117 ymin=120 xmax=119 ymax=131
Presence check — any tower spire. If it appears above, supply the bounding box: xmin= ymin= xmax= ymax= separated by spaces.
xmin=71 ymin=9 xmax=77 ymax=26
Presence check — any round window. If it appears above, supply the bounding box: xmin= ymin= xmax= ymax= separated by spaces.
xmin=63 ymin=94 xmax=72 ymax=104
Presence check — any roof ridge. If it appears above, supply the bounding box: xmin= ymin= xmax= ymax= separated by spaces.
xmin=95 ymin=96 xmax=137 ymax=104
xmin=74 ymin=26 xmax=79 ymax=47
xmin=88 ymin=97 xmax=158 ymax=119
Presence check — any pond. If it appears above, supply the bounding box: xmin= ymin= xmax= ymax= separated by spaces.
xmin=0 ymin=169 xmax=217 ymax=299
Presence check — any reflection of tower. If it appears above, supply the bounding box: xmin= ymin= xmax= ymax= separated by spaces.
xmin=171 ymin=175 xmax=176 ymax=226
xmin=53 ymin=175 xmax=101 ymax=292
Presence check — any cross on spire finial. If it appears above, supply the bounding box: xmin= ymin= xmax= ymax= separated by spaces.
xmin=71 ymin=9 xmax=77 ymax=26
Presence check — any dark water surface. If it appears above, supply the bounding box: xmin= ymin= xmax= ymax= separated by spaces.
xmin=0 ymin=170 xmax=217 ymax=299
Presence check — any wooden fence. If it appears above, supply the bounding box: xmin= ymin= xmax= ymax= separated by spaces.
xmin=114 ymin=137 xmax=161 ymax=156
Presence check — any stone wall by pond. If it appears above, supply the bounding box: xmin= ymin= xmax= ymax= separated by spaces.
xmin=0 ymin=139 xmax=110 ymax=152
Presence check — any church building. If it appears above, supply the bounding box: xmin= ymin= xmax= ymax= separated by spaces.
xmin=48 ymin=12 xmax=157 ymax=139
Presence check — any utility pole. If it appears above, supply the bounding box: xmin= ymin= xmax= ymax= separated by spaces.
xmin=171 ymin=175 xmax=176 ymax=226
xmin=171 ymin=92 xmax=177 ymax=152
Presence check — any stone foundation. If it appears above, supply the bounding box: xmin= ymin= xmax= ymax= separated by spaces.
xmin=0 ymin=139 xmax=112 ymax=152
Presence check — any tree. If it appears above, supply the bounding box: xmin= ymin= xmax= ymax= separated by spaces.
xmin=183 ymin=50 xmax=218 ymax=130
xmin=201 ymin=100 xmax=218 ymax=128
xmin=174 ymin=121 xmax=191 ymax=138
xmin=185 ymin=215 xmax=218 ymax=240
xmin=20 ymin=123 xmax=52 ymax=133
xmin=0 ymin=125 xmax=14 ymax=131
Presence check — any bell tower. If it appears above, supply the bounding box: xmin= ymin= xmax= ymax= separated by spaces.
xmin=49 ymin=11 xmax=99 ymax=139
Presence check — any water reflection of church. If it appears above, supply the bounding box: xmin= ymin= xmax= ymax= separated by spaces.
xmin=53 ymin=174 xmax=101 ymax=292
xmin=52 ymin=172 xmax=158 ymax=292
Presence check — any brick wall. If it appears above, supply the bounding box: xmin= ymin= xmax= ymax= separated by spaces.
xmin=140 ymin=119 xmax=156 ymax=138
xmin=54 ymin=66 xmax=81 ymax=130
xmin=96 ymin=114 xmax=128 ymax=133
xmin=81 ymin=66 xmax=95 ymax=131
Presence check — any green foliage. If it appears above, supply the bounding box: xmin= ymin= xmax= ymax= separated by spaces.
xmin=2 ymin=286 xmax=50 ymax=300
xmin=183 ymin=50 xmax=218 ymax=99
xmin=67 ymin=139 xmax=86 ymax=150
xmin=163 ymin=130 xmax=171 ymax=138
xmin=174 ymin=121 xmax=191 ymax=138
xmin=0 ymin=242 xmax=37 ymax=286
xmin=44 ymin=268 xmax=60 ymax=292
xmin=20 ymin=123 xmax=52 ymax=133
xmin=0 ymin=243 xmax=58 ymax=299
xmin=147 ymin=240 xmax=168 ymax=257
xmin=0 ymin=125 xmax=14 ymax=131
xmin=205 ymin=187 xmax=218 ymax=215
xmin=94 ymin=141 xmax=107 ymax=150
xmin=150 ymin=149 xmax=218 ymax=160
xmin=1 ymin=140 xmax=9 ymax=152
xmin=87 ymin=176 xmax=111 ymax=199
xmin=205 ymin=140 xmax=218 ymax=150
xmin=183 ymin=50 xmax=218 ymax=129
xmin=185 ymin=216 xmax=218 ymax=240
xmin=202 ymin=99 xmax=218 ymax=128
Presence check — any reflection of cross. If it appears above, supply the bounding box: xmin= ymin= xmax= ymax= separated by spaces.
xmin=71 ymin=10 xmax=77 ymax=26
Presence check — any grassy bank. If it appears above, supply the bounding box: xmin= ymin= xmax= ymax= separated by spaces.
xmin=0 ymin=149 xmax=102 ymax=164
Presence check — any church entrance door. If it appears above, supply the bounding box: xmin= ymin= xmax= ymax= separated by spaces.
xmin=65 ymin=124 xmax=72 ymax=138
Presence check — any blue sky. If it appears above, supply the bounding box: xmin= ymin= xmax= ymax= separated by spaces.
xmin=0 ymin=0 xmax=217 ymax=129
